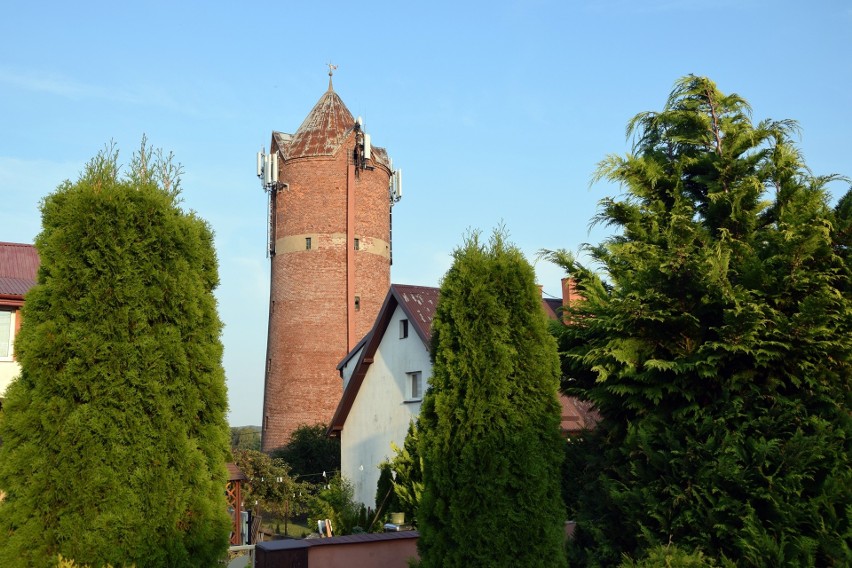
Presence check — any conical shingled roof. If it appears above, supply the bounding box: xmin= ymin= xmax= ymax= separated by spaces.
xmin=282 ymin=87 xmax=355 ymax=160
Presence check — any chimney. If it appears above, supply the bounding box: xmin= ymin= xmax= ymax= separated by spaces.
xmin=561 ymin=278 xmax=575 ymax=309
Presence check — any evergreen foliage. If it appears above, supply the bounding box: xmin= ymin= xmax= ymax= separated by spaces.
xmin=375 ymin=462 xmax=402 ymax=523
xmin=390 ymin=420 xmax=424 ymax=525
xmin=0 ymin=141 xmax=232 ymax=567
xmin=544 ymin=76 xmax=851 ymax=566
xmin=418 ymin=229 xmax=567 ymax=568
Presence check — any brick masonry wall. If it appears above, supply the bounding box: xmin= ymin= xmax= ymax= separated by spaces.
xmin=262 ymin=132 xmax=392 ymax=451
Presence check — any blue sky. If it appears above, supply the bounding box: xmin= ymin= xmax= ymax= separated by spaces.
xmin=1 ymin=1 xmax=849 ymax=426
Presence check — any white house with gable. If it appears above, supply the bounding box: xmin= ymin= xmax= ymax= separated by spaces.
xmin=329 ymin=284 xmax=437 ymax=508
xmin=329 ymin=281 xmax=598 ymax=509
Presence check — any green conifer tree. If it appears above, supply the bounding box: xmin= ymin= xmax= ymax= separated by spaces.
xmin=418 ymin=229 xmax=567 ymax=568
xmin=390 ymin=420 xmax=424 ymax=525
xmin=0 ymin=141 xmax=232 ymax=567
xmin=545 ymin=76 xmax=851 ymax=566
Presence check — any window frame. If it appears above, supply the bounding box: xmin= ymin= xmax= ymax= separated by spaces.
xmin=406 ymin=371 xmax=423 ymax=402
xmin=0 ymin=310 xmax=15 ymax=361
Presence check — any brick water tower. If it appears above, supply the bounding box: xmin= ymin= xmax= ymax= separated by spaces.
xmin=258 ymin=69 xmax=402 ymax=451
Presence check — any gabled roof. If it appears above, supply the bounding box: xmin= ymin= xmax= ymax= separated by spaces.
xmin=0 ymin=242 xmax=39 ymax=303
xmin=329 ymin=284 xmax=439 ymax=435
xmin=329 ymin=283 xmax=600 ymax=437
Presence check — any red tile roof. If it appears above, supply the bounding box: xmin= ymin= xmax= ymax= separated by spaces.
xmin=390 ymin=284 xmax=439 ymax=351
xmin=271 ymin=86 xmax=391 ymax=169
xmin=0 ymin=242 xmax=39 ymax=301
xmin=284 ymin=87 xmax=355 ymax=160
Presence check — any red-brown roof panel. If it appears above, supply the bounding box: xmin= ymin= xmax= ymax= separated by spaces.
xmin=282 ymin=89 xmax=355 ymax=160
xmin=0 ymin=242 xmax=39 ymax=298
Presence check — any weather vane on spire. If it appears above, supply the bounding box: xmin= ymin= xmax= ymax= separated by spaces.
xmin=327 ymin=62 xmax=338 ymax=91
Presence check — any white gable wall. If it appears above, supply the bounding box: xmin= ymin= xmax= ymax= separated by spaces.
xmin=341 ymin=305 xmax=431 ymax=509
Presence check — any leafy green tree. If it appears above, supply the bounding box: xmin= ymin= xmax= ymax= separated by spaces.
xmin=230 ymin=425 xmax=262 ymax=451
xmin=0 ymin=141 xmax=232 ymax=567
xmin=418 ymin=229 xmax=567 ymax=568
xmin=307 ymin=472 xmax=361 ymax=536
xmin=271 ymin=423 xmax=340 ymax=480
xmin=545 ymin=76 xmax=851 ymax=566
xmin=232 ymin=449 xmax=307 ymax=531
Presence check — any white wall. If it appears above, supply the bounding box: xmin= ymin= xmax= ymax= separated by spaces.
xmin=0 ymin=361 xmax=20 ymax=398
xmin=340 ymin=305 xmax=431 ymax=509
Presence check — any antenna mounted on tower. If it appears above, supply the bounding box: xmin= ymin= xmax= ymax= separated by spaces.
xmin=257 ymin=147 xmax=279 ymax=188
xmin=354 ymin=116 xmax=374 ymax=174
xmin=390 ymin=168 xmax=403 ymax=203
xmin=257 ymin=147 xmax=286 ymax=257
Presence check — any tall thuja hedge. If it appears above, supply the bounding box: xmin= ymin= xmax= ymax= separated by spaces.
xmin=546 ymin=76 xmax=851 ymax=566
xmin=0 ymin=142 xmax=232 ymax=567
xmin=418 ymin=229 xmax=567 ymax=568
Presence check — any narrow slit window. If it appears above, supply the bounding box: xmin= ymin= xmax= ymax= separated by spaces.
xmin=354 ymin=238 xmax=360 ymax=250
xmin=400 ymin=319 xmax=409 ymax=339
xmin=354 ymin=296 xmax=361 ymax=311
xmin=407 ymin=371 xmax=423 ymax=401
xmin=305 ymin=237 xmax=312 ymax=250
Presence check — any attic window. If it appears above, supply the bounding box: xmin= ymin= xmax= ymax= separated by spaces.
xmin=305 ymin=237 xmax=312 ymax=250
xmin=400 ymin=319 xmax=409 ymax=339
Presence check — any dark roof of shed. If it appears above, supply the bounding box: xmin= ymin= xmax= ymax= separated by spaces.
xmin=257 ymin=530 xmax=419 ymax=552
xmin=0 ymin=242 xmax=39 ymax=299
xmin=226 ymin=463 xmax=248 ymax=482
